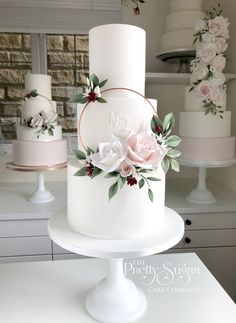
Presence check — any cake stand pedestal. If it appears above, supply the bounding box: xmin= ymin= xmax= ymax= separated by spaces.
xmin=6 ymin=162 xmax=67 ymax=203
xmin=178 ymin=158 xmax=236 ymax=204
xmin=48 ymin=207 xmax=184 ymax=323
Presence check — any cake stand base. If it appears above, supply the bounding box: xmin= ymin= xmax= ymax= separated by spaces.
xmin=186 ymin=167 xmax=216 ymax=204
xmin=6 ymin=161 xmax=67 ymax=203
xmin=29 ymin=172 xmax=55 ymax=203
xmin=178 ymin=158 xmax=236 ymax=204
xmin=86 ymin=258 xmax=146 ymax=323
xmin=48 ymin=207 xmax=184 ymax=322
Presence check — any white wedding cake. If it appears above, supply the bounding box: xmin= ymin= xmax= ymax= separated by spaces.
xmin=179 ymin=6 xmax=235 ymax=161
xmin=160 ymin=0 xmax=205 ymax=53
xmin=12 ymin=74 xmax=67 ymax=166
xmin=67 ymin=24 xmax=181 ymax=239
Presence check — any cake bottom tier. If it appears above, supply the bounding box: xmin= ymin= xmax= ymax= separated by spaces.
xmin=67 ymin=158 xmax=165 ymax=239
xmin=179 ymin=136 xmax=235 ymax=161
xmin=12 ymin=140 xmax=67 ymax=166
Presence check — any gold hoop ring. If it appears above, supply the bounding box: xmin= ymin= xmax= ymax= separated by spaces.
xmin=78 ymin=87 xmax=158 ymax=150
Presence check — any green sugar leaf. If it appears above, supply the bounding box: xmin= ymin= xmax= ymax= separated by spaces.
xmin=73 ymin=149 xmax=87 ymax=160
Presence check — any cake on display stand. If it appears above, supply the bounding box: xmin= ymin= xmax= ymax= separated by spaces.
xmin=178 ymin=158 xmax=236 ymax=204
xmin=156 ymin=49 xmax=196 ymax=73
xmin=6 ymin=162 xmax=67 ymax=203
xmin=48 ymin=208 xmax=184 ymax=323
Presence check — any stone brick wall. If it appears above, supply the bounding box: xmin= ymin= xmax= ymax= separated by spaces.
xmin=0 ymin=33 xmax=89 ymax=140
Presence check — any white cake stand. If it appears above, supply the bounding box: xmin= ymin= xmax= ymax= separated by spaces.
xmin=178 ymin=158 xmax=236 ymax=204
xmin=6 ymin=162 xmax=67 ymax=203
xmin=48 ymin=207 xmax=184 ymax=323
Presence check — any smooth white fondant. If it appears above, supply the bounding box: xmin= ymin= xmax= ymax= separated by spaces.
xmin=185 ymin=86 xmax=227 ymax=112
xmin=89 ymin=24 xmax=146 ymax=94
xmin=17 ymin=125 xmax=62 ymax=141
xmin=25 ymin=74 xmax=52 ymax=99
xmin=22 ymin=99 xmax=57 ymax=121
xmin=160 ymin=29 xmax=197 ymax=52
xmin=77 ymin=96 xmax=156 ymax=149
xmin=12 ymin=140 xmax=67 ymax=166
xmin=171 ymin=0 xmax=202 ymax=12
xmin=179 ymin=111 xmax=231 ymax=138
xmin=67 ymin=158 xmax=165 ymax=239
xmin=166 ymin=10 xmax=205 ymax=31
xmin=179 ymin=136 xmax=235 ymax=161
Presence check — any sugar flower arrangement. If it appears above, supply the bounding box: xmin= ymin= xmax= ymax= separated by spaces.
xmin=69 ymin=74 xmax=181 ymax=202
xmin=190 ymin=3 xmax=229 ymax=118
xmin=24 ymin=90 xmax=57 ymax=138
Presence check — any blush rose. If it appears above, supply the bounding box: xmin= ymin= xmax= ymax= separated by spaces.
xmin=126 ymin=131 xmax=167 ymax=168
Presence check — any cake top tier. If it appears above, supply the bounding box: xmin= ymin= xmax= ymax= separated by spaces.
xmin=171 ymin=0 xmax=202 ymax=12
xmin=25 ymin=74 xmax=52 ymax=100
xmin=89 ymin=24 xmax=146 ymax=95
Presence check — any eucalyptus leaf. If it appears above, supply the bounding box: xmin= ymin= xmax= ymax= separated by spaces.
xmin=161 ymin=157 xmax=170 ymax=174
xmin=139 ymin=178 xmax=145 ymax=189
xmin=162 ymin=113 xmax=175 ymax=133
xmin=69 ymin=93 xmax=88 ymax=104
xmin=99 ymin=79 xmax=108 ymax=88
xmin=86 ymin=147 xmax=95 ymax=155
xmin=96 ymin=97 xmax=107 ymax=103
xmin=170 ymin=159 xmax=180 ymax=173
xmin=165 ymin=135 xmax=182 ymax=148
xmin=139 ymin=169 xmax=153 ymax=173
xmin=147 ymin=177 xmax=160 ymax=181
xmin=151 ymin=115 xmax=162 ymax=133
xmin=104 ymin=172 xmax=119 ymax=178
xmin=109 ymin=181 xmax=119 ymax=201
xmin=166 ymin=149 xmax=181 ymax=158
xmin=90 ymin=74 xmax=99 ymax=87
xmin=74 ymin=149 xmax=87 ymax=160
xmin=91 ymin=167 xmax=102 ymax=179
xmin=118 ymin=176 xmax=126 ymax=189
xmin=148 ymin=188 xmax=154 ymax=203
xmin=74 ymin=167 xmax=87 ymax=176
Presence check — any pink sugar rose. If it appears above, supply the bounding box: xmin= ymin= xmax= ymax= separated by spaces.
xmin=208 ymin=16 xmax=230 ymax=37
xmin=127 ymin=131 xmax=167 ymax=168
xmin=196 ymin=81 xmax=215 ymax=100
xmin=197 ymin=42 xmax=217 ymax=62
xmin=120 ymin=162 xmax=135 ymax=177
xmin=211 ymin=55 xmax=226 ymax=72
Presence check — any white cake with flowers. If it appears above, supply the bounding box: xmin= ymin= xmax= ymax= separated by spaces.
xmin=179 ymin=5 xmax=235 ymax=161
xmin=67 ymin=24 xmax=181 ymax=239
xmin=160 ymin=0 xmax=206 ymax=53
xmin=12 ymin=74 xmax=67 ymax=166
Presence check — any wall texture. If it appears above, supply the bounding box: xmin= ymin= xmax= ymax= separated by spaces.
xmin=0 ymin=33 xmax=89 ymax=140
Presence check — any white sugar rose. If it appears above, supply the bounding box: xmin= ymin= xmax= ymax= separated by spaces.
xmin=208 ymin=16 xmax=230 ymax=37
xmin=191 ymin=62 xmax=209 ymax=83
xmin=211 ymin=55 xmax=226 ymax=72
xmin=211 ymin=88 xmax=226 ymax=107
xmin=195 ymin=19 xmax=207 ymax=32
xmin=202 ymin=32 xmax=216 ymax=43
xmin=197 ymin=42 xmax=217 ymax=62
xmin=91 ymin=137 xmax=126 ymax=173
xmin=210 ymin=72 xmax=226 ymax=86
xmin=127 ymin=131 xmax=167 ymax=168
xmin=215 ymin=37 xmax=228 ymax=53
xmin=120 ymin=162 xmax=135 ymax=177
xmin=30 ymin=113 xmax=44 ymax=129
xmin=196 ymin=81 xmax=215 ymax=100
xmin=41 ymin=110 xmax=57 ymax=124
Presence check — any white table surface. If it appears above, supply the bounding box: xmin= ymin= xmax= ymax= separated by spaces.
xmin=0 ymin=253 xmax=235 ymax=323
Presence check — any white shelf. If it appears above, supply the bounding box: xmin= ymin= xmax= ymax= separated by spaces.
xmin=145 ymin=72 xmax=236 ymax=84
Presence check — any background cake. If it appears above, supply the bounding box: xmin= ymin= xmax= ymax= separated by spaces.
xmin=12 ymin=74 xmax=67 ymax=166
xmin=67 ymin=24 xmax=181 ymax=240
xmin=160 ymin=0 xmax=205 ymax=53
xmin=179 ymin=6 xmax=235 ymax=161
